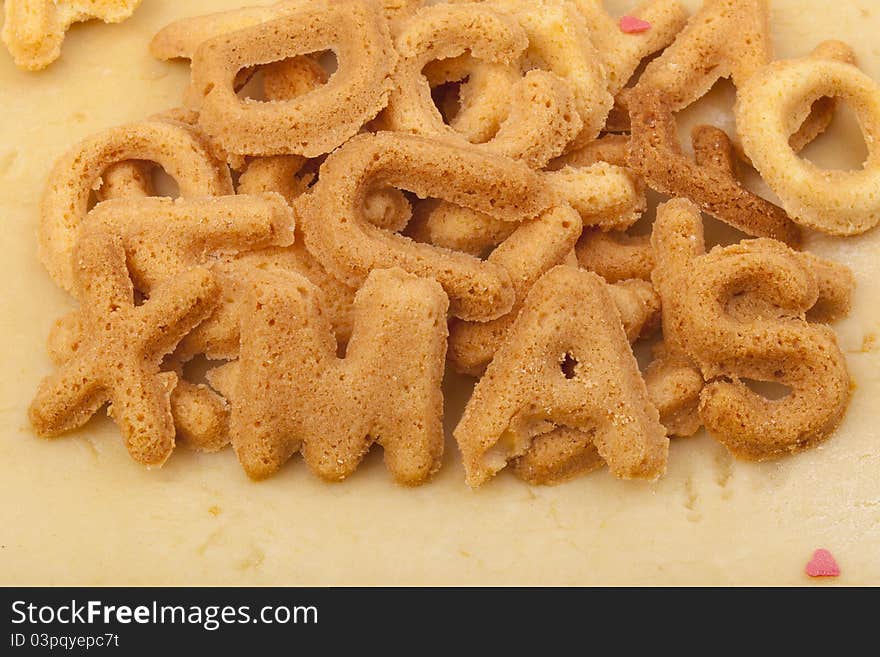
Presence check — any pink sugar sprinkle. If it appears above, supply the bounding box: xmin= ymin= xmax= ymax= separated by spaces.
xmin=619 ymin=15 xmax=652 ymax=34
xmin=805 ymin=549 xmax=841 ymax=578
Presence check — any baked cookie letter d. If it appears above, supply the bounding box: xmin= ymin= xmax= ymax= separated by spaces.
xmin=227 ymin=267 xmax=449 ymax=486
xmin=454 ymin=265 xmax=669 ymax=488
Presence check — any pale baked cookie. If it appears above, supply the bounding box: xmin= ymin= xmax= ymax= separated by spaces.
xmin=651 ymin=198 xmax=852 ymax=461
xmin=225 ymin=267 xmax=448 ymax=485
xmin=45 ymin=311 xmax=231 ymax=454
xmin=736 ymin=47 xmax=880 ymax=235
xmin=187 ymin=0 xmax=397 ymax=158
xmin=39 ymin=120 xmax=233 ymax=293
xmin=455 ymin=265 xmax=668 ymax=487
xmin=300 ymin=131 xmax=556 ymax=322
xmin=29 ymin=231 xmax=219 ymax=466
xmin=2 ymin=0 xmax=142 ymax=70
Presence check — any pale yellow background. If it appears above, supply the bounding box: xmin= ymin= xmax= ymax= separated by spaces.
xmin=1 ymin=0 xmax=878 ymax=585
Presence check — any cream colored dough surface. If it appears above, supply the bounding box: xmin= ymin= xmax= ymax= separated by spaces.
xmin=1 ymin=0 xmax=879 ymax=585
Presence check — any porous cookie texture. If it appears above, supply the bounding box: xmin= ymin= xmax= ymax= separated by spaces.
xmin=45 ymin=311 xmax=231 ymax=454
xmin=632 ymin=0 xmax=771 ymax=111
xmin=29 ymin=231 xmax=219 ymax=466
xmin=455 ymin=266 xmax=668 ymax=488
xmin=188 ymin=0 xmax=397 ymax=158
xmin=39 ymin=120 xmax=233 ymax=292
xmin=386 ymin=2 xmax=581 ymax=167
xmin=300 ymin=131 xmax=556 ymax=322
xmin=2 ymin=0 xmax=142 ymax=70
xmin=227 ymin=267 xmax=448 ymax=485
xmin=625 ymin=87 xmax=802 ymax=246
xmin=82 ymin=193 xmax=296 ymax=360
xmin=651 ymin=199 xmax=852 ymax=460
xmin=736 ymin=49 xmax=880 ymax=235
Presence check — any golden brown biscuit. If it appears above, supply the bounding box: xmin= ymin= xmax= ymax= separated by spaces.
xmin=736 ymin=48 xmax=880 ymax=235
xmin=487 ymin=0 xmax=612 ymax=148
xmin=454 ymin=265 xmax=668 ymax=487
xmin=632 ymin=0 xmax=771 ymax=112
xmin=29 ymin=231 xmax=219 ymax=466
xmin=45 ymin=311 xmax=231 ymax=453
xmin=409 ymin=162 xmax=644 ymax=258
xmin=512 ymin=337 xmax=704 ymax=486
xmin=625 ymin=86 xmax=802 ymax=246
xmin=576 ymin=230 xmax=654 ymax=283
xmin=385 ymin=2 xmax=582 ymax=168
xmin=511 ymin=427 xmax=605 ymax=486
xmin=572 ymin=0 xmax=689 ymax=95
xmin=549 ymin=133 xmax=630 ymax=170
xmin=39 ymin=120 xmax=234 ymax=292
xmin=300 ymin=132 xmax=557 ymax=321
xmin=187 ymin=0 xmax=397 ymax=158
xmin=643 ymin=343 xmax=704 ymax=438
xmin=2 ymin=0 xmax=141 ymax=70
xmin=83 ymin=193 xmax=295 ymax=360
xmin=651 ymin=198 xmax=851 ymax=460
xmin=448 ymin=216 xmax=661 ymax=376
xmin=226 ymin=267 xmax=448 ymax=485
xmin=150 ymin=0 xmax=303 ymax=61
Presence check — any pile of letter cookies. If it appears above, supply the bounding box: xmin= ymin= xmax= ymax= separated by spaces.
xmin=24 ymin=0 xmax=880 ymax=488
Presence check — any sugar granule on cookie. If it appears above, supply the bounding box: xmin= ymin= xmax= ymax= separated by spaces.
xmin=225 ymin=267 xmax=448 ymax=485
xmin=805 ymin=549 xmax=841 ymax=578
xmin=29 ymin=231 xmax=219 ymax=466
xmin=2 ymin=0 xmax=142 ymax=71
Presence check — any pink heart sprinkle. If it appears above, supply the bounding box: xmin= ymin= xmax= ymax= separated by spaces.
xmin=619 ymin=16 xmax=652 ymax=34
xmin=805 ymin=549 xmax=841 ymax=578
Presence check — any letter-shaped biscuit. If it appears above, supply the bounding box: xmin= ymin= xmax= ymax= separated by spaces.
xmin=736 ymin=50 xmax=880 ymax=235
xmin=301 ymin=132 xmax=556 ymax=321
xmin=228 ymin=267 xmax=448 ymax=485
xmin=386 ymin=2 xmax=582 ymax=168
xmin=625 ymin=86 xmax=802 ymax=246
xmin=409 ymin=161 xmax=644 ymax=258
xmin=576 ymin=230 xmax=655 ymax=283
xmin=2 ymin=0 xmax=141 ymax=70
xmin=651 ymin=198 xmax=852 ymax=460
xmin=572 ymin=0 xmax=689 ymax=96
xmin=188 ymin=0 xmax=397 ymax=158
xmin=454 ymin=265 xmax=668 ymax=487
xmin=510 ymin=338 xmax=702 ymax=486
xmin=29 ymin=232 xmax=219 ymax=466
xmin=45 ymin=312 xmax=230 ymax=453
xmin=82 ymin=193 xmax=296 ymax=360
xmin=632 ymin=0 xmax=771 ymax=111
xmin=447 ymin=205 xmax=660 ymax=376
xmin=39 ymin=120 xmax=234 ymax=292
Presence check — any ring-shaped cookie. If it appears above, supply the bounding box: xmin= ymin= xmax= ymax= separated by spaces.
xmin=736 ymin=56 xmax=880 ymax=235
